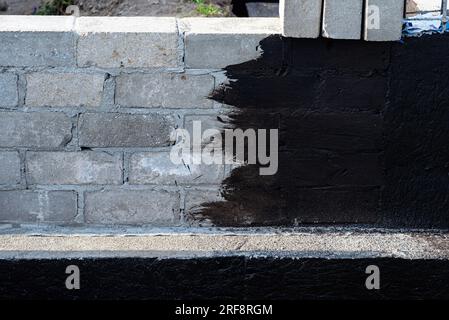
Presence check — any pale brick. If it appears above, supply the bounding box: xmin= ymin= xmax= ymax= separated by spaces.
xmin=26 ymin=152 xmax=122 ymax=185
xmin=0 ymin=73 xmax=18 ymax=107
xmin=26 ymin=73 xmax=105 ymax=108
xmin=323 ymin=0 xmax=364 ymax=39
xmin=0 ymin=112 xmax=72 ymax=148
xmin=115 ymin=73 xmax=214 ymax=108
xmin=129 ymin=152 xmax=224 ymax=185
xmin=364 ymin=0 xmax=404 ymax=41
xmin=0 ymin=16 xmax=75 ymax=67
xmin=0 ymin=190 xmax=77 ymax=223
xmin=181 ymin=18 xmax=281 ymax=69
xmin=85 ymin=190 xmax=180 ymax=225
xmin=280 ymin=0 xmax=322 ymax=38
xmin=79 ymin=113 xmax=175 ymax=148
xmin=184 ymin=114 xmax=225 ymax=145
xmin=76 ymin=17 xmax=178 ymax=68
xmin=0 ymin=152 xmax=20 ymax=185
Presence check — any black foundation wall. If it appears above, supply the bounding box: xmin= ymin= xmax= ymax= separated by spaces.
xmin=1 ymin=258 xmax=449 ymax=300
xmin=195 ymin=34 xmax=449 ymax=229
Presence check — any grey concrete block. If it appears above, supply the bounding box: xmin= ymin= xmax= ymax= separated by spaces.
xmin=185 ymin=188 xmax=222 ymax=225
xmin=364 ymin=0 xmax=404 ymax=41
xmin=26 ymin=152 xmax=123 ymax=185
xmin=129 ymin=152 xmax=224 ymax=185
xmin=85 ymin=190 xmax=180 ymax=225
xmin=323 ymin=0 xmax=363 ymax=39
xmin=0 ymin=152 xmax=21 ymax=185
xmin=280 ymin=0 xmax=322 ymax=38
xmin=181 ymin=18 xmax=281 ymax=69
xmin=0 ymin=16 xmax=75 ymax=67
xmin=0 ymin=73 xmax=18 ymax=107
xmin=0 ymin=112 xmax=72 ymax=149
xmin=76 ymin=17 xmax=178 ymax=68
xmin=79 ymin=113 xmax=175 ymax=148
xmin=184 ymin=114 xmax=225 ymax=147
xmin=0 ymin=190 xmax=77 ymax=223
xmin=26 ymin=73 xmax=105 ymax=108
xmin=115 ymin=73 xmax=214 ymax=108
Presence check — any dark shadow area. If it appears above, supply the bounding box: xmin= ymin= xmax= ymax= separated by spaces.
xmin=193 ymin=35 xmax=449 ymax=229
xmin=231 ymin=0 xmax=279 ymax=17
xmin=1 ymin=258 xmax=449 ymax=299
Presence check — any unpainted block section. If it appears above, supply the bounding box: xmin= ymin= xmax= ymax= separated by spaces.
xmin=76 ymin=17 xmax=178 ymax=68
xmin=0 ymin=112 xmax=72 ymax=149
xmin=26 ymin=73 xmax=105 ymax=107
xmin=280 ymin=0 xmax=322 ymax=38
xmin=0 ymin=16 xmax=75 ymax=67
xmin=0 ymin=190 xmax=77 ymax=223
xmin=364 ymin=0 xmax=404 ymax=41
xmin=78 ymin=113 xmax=175 ymax=148
xmin=0 ymin=73 xmax=18 ymax=107
xmin=115 ymin=73 xmax=214 ymax=108
xmin=129 ymin=152 xmax=224 ymax=185
xmin=184 ymin=114 xmax=225 ymax=147
xmin=0 ymin=152 xmax=21 ymax=185
xmin=181 ymin=18 xmax=281 ymax=69
xmin=322 ymin=0 xmax=364 ymax=39
xmin=84 ymin=190 xmax=180 ymax=225
xmin=26 ymin=152 xmax=123 ymax=185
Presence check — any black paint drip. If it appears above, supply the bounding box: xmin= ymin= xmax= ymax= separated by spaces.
xmin=192 ymin=35 xmax=449 ymax=229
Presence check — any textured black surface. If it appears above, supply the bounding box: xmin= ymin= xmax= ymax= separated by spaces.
xmin=194 ymin=35 xmax=449 ymax=228
xmin=1 ymin=258 xmax=449 ymax=300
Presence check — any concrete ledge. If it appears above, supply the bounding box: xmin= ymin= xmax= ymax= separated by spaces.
xmin=1 ymin=227 xmax=448 ymax=260
xmin=180 ymin=17 xmax=281 ymax=69
xmin=0 ymin=15 xmax=75 ymax=32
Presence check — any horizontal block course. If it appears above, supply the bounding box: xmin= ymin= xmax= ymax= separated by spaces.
xmin=0 ymin=16 xmax=75 ymax=67
xmin=0 ymin=112 xmax=72 ymax=149
xmin=181 ymin=18 xmax=281 ymax=69
xmin=78 ymin=113 xmax=175 ymax=148
xmin=185 ymin=189 xmax=222 ymax=224
xmin=26 ymin=152 xmax=123 ymax=185
xmin=129 ymin=152 xmax=224 ymax=185
xmin=115 ymin=73 xmax=214 ymax=108
xmin=75 ymin=17 xmax=178 ymax=68
xmin=84 ymin=190 xmax=180 ymax=225
xmin=26 ymin=73 xmax=105 ymax=108
xmin=0 ymin=190 xmax=77 ymax=223
xmin=0 ymin=151 xmax=21 ymax=185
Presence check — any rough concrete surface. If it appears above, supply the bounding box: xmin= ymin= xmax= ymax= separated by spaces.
xmin=0 ymin=228 xmax=448 ymax=260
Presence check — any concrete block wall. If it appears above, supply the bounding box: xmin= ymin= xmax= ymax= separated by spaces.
xmin=0 ymin=16 xmax=280 ymax=227
xmin=280 ymin=0 xmax=405 ymax=41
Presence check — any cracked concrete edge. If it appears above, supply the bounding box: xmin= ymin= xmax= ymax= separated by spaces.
xmin=0 ymin=226 xmax=448 ymax=260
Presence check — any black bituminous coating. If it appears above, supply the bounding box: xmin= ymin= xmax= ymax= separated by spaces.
xmin=193 ymin=35 xmax=449 ymax=228
xmin=1 ymin=258 xmax=449 ymax=300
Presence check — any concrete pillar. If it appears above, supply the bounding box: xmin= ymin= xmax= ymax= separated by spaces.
xmin=280 ymin=0 xmax=323 ymax=38
xmin=364 ymin=0 xmax=404 ymax=41
xmin=322 ymin=0 xmax=364 ymax=39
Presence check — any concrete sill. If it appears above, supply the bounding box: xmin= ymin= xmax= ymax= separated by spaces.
xmin=0 ymin=226 xmax=448 ymax=260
